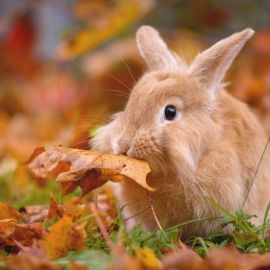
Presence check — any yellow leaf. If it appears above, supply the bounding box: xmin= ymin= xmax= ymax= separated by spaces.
xmin=135 ymin=247 xmax=161 ymax=270
xmin=44 ymin=215 xmax=85 ymax=259
xmin=57 ymin=1 xmax=155 ymax=59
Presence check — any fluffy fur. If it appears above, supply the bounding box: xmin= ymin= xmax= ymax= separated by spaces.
xmin=91 ymin=26 xmax=270 ymax=238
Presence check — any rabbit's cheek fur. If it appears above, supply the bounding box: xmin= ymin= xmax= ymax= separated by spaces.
xmin=163 ymin=112 xmax=218 ymax=177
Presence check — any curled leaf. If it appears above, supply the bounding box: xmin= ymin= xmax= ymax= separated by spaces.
xmin=28 ymin=146 xmax=152 ymax=196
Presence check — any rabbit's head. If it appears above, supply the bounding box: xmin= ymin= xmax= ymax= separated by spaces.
xmin=92 ymin=26 xmax=254 ymax=179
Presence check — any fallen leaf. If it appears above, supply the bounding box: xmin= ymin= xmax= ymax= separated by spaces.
xmin=9 ymin=253 xmax=60 ymax=270
xmin=135 ymin=247 xmax=161 ymax=270
xmin=44 ymin=215 xmax=86 ymax=259
xmin=28 ymin=146 xmax=152 ymax=196
xmin=0 ymin=219 xmax=44 ymax=248
xmin=162 ymin=246 xmax=270 ymax=270
xmin=110 ymin=243 xmax=143 ymax=270
xmin=0 ymin=203 xmax=22 ymax=221
xmin=20 ymin=205 xmax=48 ymax=223
xmin=0 ymin=219 xmax=17 ymax=245
xmin=47 ymin=196 xmax=75 ymax=220
xmin=202 ymin=247 xmax=245 ymax=270
xmin=15 ymin=239 xmax=45 ymax=257
xmin=162 ymin=249 xmax=202 ymax=270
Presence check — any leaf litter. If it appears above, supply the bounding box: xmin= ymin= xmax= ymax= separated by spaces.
xmin=1 ymin=2 xmax=270 ymax=268
xmin=0 ymin=146 xmax=259 ymax=269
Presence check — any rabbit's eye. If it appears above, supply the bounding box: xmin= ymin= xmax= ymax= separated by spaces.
xmin=165 ymin=105 xmax=176 ymax=120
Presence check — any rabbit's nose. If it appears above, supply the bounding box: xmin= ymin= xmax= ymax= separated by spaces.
xmin=118 ymin=139 xmax=130 ymax=155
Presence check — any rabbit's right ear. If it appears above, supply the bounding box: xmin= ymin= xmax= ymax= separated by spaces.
xmin=136 ymin=26 xmax=178 ymax=70
xmin=189 ymin=28 xmax=254 ymax=92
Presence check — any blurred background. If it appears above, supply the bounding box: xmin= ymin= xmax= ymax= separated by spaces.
xmin=0 ymin=0 xmax=269 ymax=207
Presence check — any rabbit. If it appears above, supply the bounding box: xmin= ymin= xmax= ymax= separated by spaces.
xmin=91 ymin=25 xmax=270 ymax=238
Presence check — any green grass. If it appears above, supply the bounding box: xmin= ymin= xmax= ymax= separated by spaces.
xmin=50 ymin=199 xmax=270 ymax=270
xmin=83 ymin=198 xmax=270 ymax=259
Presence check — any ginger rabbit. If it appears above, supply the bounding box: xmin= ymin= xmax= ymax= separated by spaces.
xmin=92 ymin=26 xmax=270 ymax=237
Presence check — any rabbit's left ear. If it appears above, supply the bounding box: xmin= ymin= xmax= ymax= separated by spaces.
xmin=189 ymin=28 xmax=254 ymax=92
xmin=136 ymin=25 xmax=179 ymax=70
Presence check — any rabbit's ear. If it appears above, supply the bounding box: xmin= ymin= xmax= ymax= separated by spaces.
xmin=189 ymin=28 xmax=254 ymax=92
xmin=136 ymin=25 xmax=178 ymax=70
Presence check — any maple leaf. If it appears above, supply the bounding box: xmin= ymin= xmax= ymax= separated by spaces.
xmin=28 ymin=146 xmax=152 ymax=196
xmin=44 ymin=215 xmax=86 ymax=259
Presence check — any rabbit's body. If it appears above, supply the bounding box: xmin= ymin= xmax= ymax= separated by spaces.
xmin=92 ymin=26 xmax=270 ymax=237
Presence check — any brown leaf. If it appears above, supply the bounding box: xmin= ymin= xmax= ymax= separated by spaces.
xmin=0 ymin=219 xmax=17 ymax=245
xmin=162 ymin=248 xmax=202 ymax=270
xmin=47 ymin=196 xmax=75 ymax=220
xmin=0 ymin=219 xmax=44 ymax=248
xmin=60 ymin=181 xmax=78 ymax=195
xmin=202 ymin=247 xmax=240 ymax=270
xmin=28 ymin=146 xmax=152 ymax=196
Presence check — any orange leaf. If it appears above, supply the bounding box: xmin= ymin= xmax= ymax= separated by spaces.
xmin=44 ymin=215 xmax=86 ymax=259
xmin=0 ymin=202 xmax=22 ymax=221
xmin=9 ymin=253 xmax=60 ymax=270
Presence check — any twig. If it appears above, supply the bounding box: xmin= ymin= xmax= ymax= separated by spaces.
xmin=146 ymin=190 xmax=164 ymax=231
xmin=90 ymin=202 xmax=114 ymax=250
xmin=242 ymin=135 xmax=270 ymax=208
xmin=123 ymin=205 xmax=151 ymax=222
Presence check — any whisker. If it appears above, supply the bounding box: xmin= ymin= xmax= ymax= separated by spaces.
xmin=75 ymin=123 xmax=105 ymax=130
xmin=106 ymin=89 xmax=129 ymax=98
xmin=72 ymin=136 xmax=91 ymax=148
xmin=119 ymin=56 xmax=136 ymax=84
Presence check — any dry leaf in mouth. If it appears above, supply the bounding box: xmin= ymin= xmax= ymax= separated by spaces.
xmin=28 ymin=146 xmax=152 ymax=196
